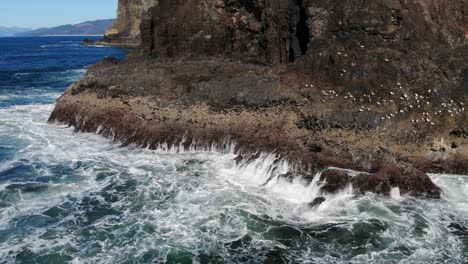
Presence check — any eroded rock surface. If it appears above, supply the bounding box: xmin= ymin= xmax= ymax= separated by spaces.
xmin=103 ymin=0 xmax=159 ymax=46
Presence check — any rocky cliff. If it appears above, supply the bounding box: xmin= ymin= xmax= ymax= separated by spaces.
xmin=103 ymin=0 xmax=158 ymax=46
xmin=50 ymin=0 xmax=468 ymax=198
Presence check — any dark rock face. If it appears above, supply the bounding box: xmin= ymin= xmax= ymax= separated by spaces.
xmin=139 ymin=0 xmax=466 ymax=99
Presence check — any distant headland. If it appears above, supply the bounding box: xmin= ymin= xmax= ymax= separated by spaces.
xmin=12 ymin=19 xmax=114 ymax=37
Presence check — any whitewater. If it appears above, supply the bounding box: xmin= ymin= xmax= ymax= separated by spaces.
xmin=0 ymin=37 xmax=467 ymax=264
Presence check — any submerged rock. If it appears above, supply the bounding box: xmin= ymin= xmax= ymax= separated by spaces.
xmin=308 ymin=197 xmax=326 ymax=208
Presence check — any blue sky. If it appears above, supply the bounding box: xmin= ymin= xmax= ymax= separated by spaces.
xmin=0 ymin=0 xmax=118 ymax=29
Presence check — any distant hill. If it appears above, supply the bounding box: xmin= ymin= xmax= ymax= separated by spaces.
xmin=15 ymin=19 xmax=115 ymax=36
xmin=0 ymin=27 xmax=33 ymax=37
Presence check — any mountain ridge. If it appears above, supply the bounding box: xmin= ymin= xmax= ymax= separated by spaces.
xmin=0 ymin=27 xmax=33 ymax=37
xmin=15 ymin=19 xmax=114 ymax=37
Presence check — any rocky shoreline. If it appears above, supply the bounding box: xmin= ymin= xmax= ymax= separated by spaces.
xmin=51 ymin=0 xmax=467 ymax=199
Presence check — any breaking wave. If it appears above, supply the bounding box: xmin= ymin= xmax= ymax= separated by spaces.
xmin=0 ymin=102 xmax=467 ymax=263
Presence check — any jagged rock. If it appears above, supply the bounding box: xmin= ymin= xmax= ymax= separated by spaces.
xmin=319 ymin=170 xmax=352 ymax=193
xmin=308 ymin=197 xmax=326 ymax=208
xmin=352 ymin=162 xmax=442 ymax=198
xmin=103 ymin=0 xmax=159 ymax=46
xmin=81 ymin=38 xmax=95 ymax=45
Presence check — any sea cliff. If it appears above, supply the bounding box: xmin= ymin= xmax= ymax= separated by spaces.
xmin=51 ymin=0 xmax=468 ymax=198
xmin=102 ymin=0 xmax=158 ymax=46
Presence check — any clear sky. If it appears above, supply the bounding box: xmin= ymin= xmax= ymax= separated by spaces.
xmin=0 ymin=0 xmax=118 ymax=29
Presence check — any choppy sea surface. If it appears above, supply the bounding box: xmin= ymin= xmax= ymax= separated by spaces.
xmin=0 ymin=37 xmax=467 ymax=264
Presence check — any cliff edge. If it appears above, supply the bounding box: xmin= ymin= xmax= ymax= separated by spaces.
xmin=102 ymin=0 xmax=158 ymax=46
xmin=51 ymin=0 xmax=468 ymax=198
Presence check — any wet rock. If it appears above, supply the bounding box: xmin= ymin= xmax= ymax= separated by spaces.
xmin=320 ymin=170 xmax=351 ymax=193
xmin=308 ymin=197 xmax=326 ymax=208
xmin=352 ymin=162 xmax=442 ymax=198
xmin=277 ymin=172 xmax=294 ymax=183
xmin=81 ymin=38 xmax=95 ymax=45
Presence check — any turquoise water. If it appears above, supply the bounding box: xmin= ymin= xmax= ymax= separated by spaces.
xmin=0 ymin=37 xmax=467 ymax=264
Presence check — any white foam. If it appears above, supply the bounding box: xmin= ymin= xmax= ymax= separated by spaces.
xmin=390 ymin=187 xmax=402 ymax=200
xmin=1 ymin=99 xmax=467 ymax=262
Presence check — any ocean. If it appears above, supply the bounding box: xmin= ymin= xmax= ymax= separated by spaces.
xmin=0 ymin=37 xmax=467 ymax=264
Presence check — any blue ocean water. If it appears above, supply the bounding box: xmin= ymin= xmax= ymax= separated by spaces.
xmin=0 ymin=37 xmax=467 ymax=264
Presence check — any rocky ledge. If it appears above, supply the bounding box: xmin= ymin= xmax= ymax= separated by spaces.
xmin=50 ymin=0 xmax=467 ymax=199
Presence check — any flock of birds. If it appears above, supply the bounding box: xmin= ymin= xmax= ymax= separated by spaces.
xmin=304 ymin=82 xmax=466 ymax=126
